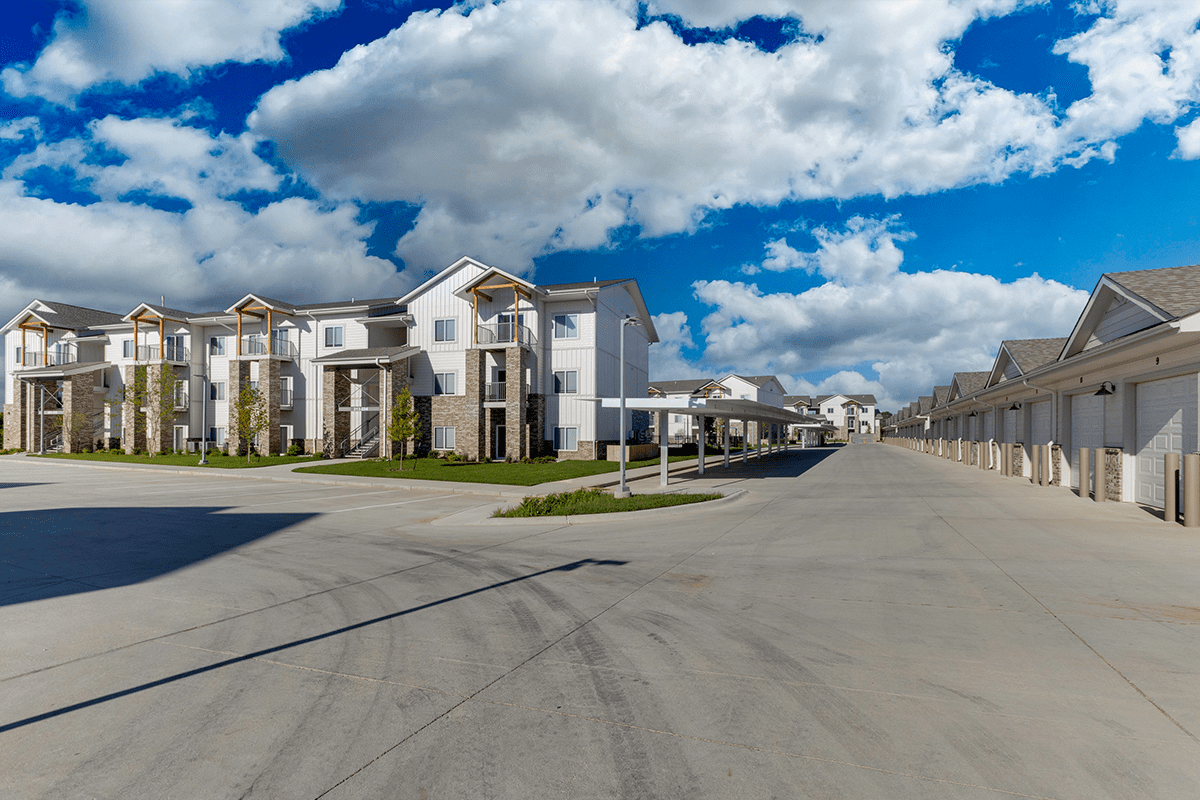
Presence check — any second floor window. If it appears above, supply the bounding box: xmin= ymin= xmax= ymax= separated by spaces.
xmin=434 ymin=372 xmax=456 ymax=395
xmin=553 ymin=314 xmax=578 ymax=339
xmin=210 ymin=381 xmax=226 ymax=401
xmin=210 ymin=336 xmax=225 ymax=356
xmin=434 ymin=319 xmax=456 ymax=342
xmin=553 ymin=370 xmax=577 ymax=394
xmin=123 ymin=339 xmax=134 ymax=358
xmin=165 ymin=334 xmax=185 ymax=360
xmin=324 ymin=326 xmax=343 ymax=348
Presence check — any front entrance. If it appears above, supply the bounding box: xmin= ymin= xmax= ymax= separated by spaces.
xmin=173 ymin=425 xmax=187 ymax=452
xmin=494 ymin=425 xmax=506 ymax=459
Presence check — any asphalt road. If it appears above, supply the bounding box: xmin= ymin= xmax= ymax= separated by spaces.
xmin=1 ymin=447 xmax=1198 ymax=799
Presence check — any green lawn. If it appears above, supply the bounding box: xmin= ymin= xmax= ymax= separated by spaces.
xmin=33 ymin=452 xmax=324 ymax=469
xmin=494 ymin=487 xmax=724 ymax=517
xmin=295 ymin=454 xmax=695 ymax=486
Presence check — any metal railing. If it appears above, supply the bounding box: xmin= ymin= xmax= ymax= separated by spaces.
xmin=17 ymin=344 xmax=78 ymax=368
xmin=137 ymin=344 xmax=190 ymax=362
xmin=485 ymin=382 xmax=506 ymax=402
xmin=240 ymin=335 xmax=298 ymax=358
xmin=339 ymin=419 xmax=380 ymax=458
xmin=476 ymin=323 xmax=537 ymax=347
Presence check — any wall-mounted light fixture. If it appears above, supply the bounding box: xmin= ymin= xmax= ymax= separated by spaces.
xmin=1094 ymin=381 xmax=1116 ymax=396
xmin=968 ymin=411 xmax=977 ymax=418
xmin=1009 ymin=402 xmax=1022 ymax=411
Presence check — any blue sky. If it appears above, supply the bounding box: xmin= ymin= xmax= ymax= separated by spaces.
xmin=3 ymin=0 xmax=1200 ymax=408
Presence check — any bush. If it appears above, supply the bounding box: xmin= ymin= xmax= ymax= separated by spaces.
xmin=444 ymin=451 xmax=464 ymax=463
xmin=286 ymin=442 xmax=303 ymax=457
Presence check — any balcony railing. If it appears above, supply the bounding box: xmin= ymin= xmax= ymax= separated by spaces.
xmin=485 ymin=382 xmax=506 ymax=402
xmin=240 ymin=335 xmax=298 ymax=358
xmin=16 ymin=344 xmax=78 ymax=368
xmin=476 ymin=323 xmax=537 ymax=347
xmin=137 ymin=344 xmax=189 ymax=362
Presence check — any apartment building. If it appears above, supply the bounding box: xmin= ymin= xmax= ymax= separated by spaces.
xmin=3 ymin=257 xmax=657 ymax=461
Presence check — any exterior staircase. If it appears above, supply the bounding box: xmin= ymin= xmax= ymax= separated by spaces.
xmin=345 ymin=429 xmax=379 ymax=459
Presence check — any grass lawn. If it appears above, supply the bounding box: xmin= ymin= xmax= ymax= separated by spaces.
xmin=33 ymin=452 xmax=324 ymax=469
xmin=495 ymin=487 xmax=724 ymax=517
xmin=295 ymin=454 xmax=696 ymax=486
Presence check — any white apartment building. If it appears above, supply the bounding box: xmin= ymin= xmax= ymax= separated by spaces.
xmin=808 ymin=394 xmax=878 ymax=437
xmin=647 ymin=374 xmax=785 ymax=443
xmin=3 ymin=257 xmax=657 ymax=461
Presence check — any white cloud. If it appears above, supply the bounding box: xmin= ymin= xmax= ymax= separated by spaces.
xmin=688 ymin=218 xmax=1088 ymax=408
xmin=788 ymin=371 xmax=890 ymax=406
xmin=2 ymin=0 xmax=340 ymax=104
xmin=0 ymin=117 xmax=408 ymax=317
xmin=0 ymin=117 xmax=41 ymax=140
xmin=246 ymin=0 xmax=1199 ymax=274
xmin=1175 ymin=117 xmax=1200 ymax=159
xmin=648 ymin=310 xmax=700 ymax=380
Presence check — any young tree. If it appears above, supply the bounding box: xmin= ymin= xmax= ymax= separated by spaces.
xmin=230 ymin=382 xmax=268 ymax=463
xmin=388 ymin=385 xmax=420 ymax=469
xmin=150 ymin=364 xmax=182 ymax=452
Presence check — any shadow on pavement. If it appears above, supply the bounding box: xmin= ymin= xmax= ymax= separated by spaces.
xmin=0 ymin=506 xmax=316 ymax=607
xmin=0 ymin=557 xmax=629 ymax=734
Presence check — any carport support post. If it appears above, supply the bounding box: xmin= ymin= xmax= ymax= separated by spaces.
xmin=697 ymin=414 xmax=705 ymax=476
xmin=1041 ymin=444 xmax=1051 ymax=486
xmin=757 ymin=422 xmax=762 ymax=459
xmin=1164 ymin=452 xmax=1179 ymax=523
xmin=658 ymin=410 xmax=668 ymax=487
xmin=1184 ymin=453 xmax=1200 ymax=527
xmin=1030 ymin=443 xmax=1040 ymax=484
xmin=1095 ymin=449 xmax=1107 ymax=503
xmin=1079 ymin=448 xmax=1090 ymax=499
xmin=742 ymin=419 xmax=748 ymax=464
xmin=723 ymin=418 xmax=730 ymax=468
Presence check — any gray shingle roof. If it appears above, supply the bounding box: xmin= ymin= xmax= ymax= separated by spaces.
xmin=34 ymin=301 xmax=123 ymax=330
xmin=311 ymin=346 xmax=414 ymax=363
xmin=649 ymin=378 xmax=713 ymax=395
xmin=295 ymin=296 xmax=403 ymax=311
xmin=918 ymin=395 xmax=935 ymax=414
xmin=952 ymin=371 xmax=989 ymax=397
xmin=1107 ymin=264 xmax=1200 ymax=318
xmin=1004 ymin=338 xmax=1068 ymax=373
xmin=138 ymin=303 xmax=202 ymax=321
xmin=783 ymin=394 xmax=812 ymax=406
xmin=541 ymin=278 xmax=630 ymax=291
xmin=933 ymin=385 xmax=951 ymax=406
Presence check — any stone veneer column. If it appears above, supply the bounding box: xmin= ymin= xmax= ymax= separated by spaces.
xmin=505 ymin=346 xmax=527 ymax=460
xmin=526 ymin=394 xmax=545 ymax=457
xmin=122 ymin=364 xmax=146 ymax=454
xmin=3 ymin=377 xmax=28 ymax=450
xmin=321 ymin=365 xmax=350 ymax=457
xmin=146 ymin=363 xmax=174 ymax=455
xmin=227 ymin=359 xmax=251 ymax=456
xmin=462 ymin=349 xmax=486 ymax=461
xmin=262 ymin=357 xmax=282 ymax=455
xmin=62 ymin=371 xmax=97 ymax=453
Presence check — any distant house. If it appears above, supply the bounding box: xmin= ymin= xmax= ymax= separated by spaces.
xmin=810 ymin=394 xmax=879 ymax=437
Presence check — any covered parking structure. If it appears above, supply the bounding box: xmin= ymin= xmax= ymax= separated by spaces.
xmin=599 ymin=396 xmax=817 ymax=487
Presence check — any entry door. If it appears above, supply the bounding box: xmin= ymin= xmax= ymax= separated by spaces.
xmin=1136 ymin=375 xmax=1197 ymax=508
xmin=281 ymin=425 xmax=293 ymax=453
xmin=494 ymin=426 xmax=506 ymax=459
xmin=1070 ymin=393 xmax=1104 ymax=489
xmin=173 ymin=425 xmax=186 ymax=452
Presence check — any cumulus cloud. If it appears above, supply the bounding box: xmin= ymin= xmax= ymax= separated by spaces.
xmin=689 ymin=217 xmax=1088 ymax=407
xmin=1176 ymin=117 xmax=1200 ymax=159
xmin=2 ymin=0 xmax=340 ymax=104
xmin=245 ymin=0 xmax=1200 ymax=274
xmin=0 ymin=116 xmax=407 ymax=317
xmin=648 ymin=310 xmax=700 ymax=380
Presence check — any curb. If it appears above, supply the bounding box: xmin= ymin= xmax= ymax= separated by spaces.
xmin=435 ymin=488 xmax=749 ymax=526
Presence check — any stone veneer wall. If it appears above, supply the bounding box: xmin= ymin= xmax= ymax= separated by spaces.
xmin=122 ymin=365 xmax=146 ymax=454
xmin=1103 ymin=447 xmax=1123 ymax=501
xmin=4 ymin=381 xmax=26 ymax=449
xmin=1012 ymin=443 xmax=1024 ymax=478
xmin=428 ymin=395 xmax=467 ymax=455
xmin=504 ymin=347 xmax=527 ymax=460
xmin=1051 ymin=444 xmax=1062 ymax=486
xmin=526 ymin=393 xmax=545 ymax=458
xmin=228 ymin=360 xmax=251 ymax=456
xmin=62 ymin=370 xmax=97 ymax=453
xmin=462 ymin=350 xmax=486 ymax=461
xmin=262 ymin=358 xmax=282 ymax=456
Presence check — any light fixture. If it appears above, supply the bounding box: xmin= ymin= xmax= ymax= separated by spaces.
xmin=968 ymin=411 xmax=977 ymax=418
xmin=1094 ymin=381 xmax=1115 ymax=396
xmin=1009 ymin=402 xmax=1021 ymax=411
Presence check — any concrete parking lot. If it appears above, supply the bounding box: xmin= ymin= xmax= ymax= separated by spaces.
xmin=2 ymin=445 xmax=1198 ymax=799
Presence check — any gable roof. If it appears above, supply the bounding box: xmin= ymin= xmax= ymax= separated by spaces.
xmin=542 ymin=278 xmax=630 ymax=291
xmin=949 ymin=371 xmax=989 ymax=399
xmin=933 ymin=385 xmax=951 ymax=406
xmin=4 ymin=300 xmax=123 ymax=333
xmin=649 ymin=378 xmax=713 ymax=395
xmin=783 ymin=394 xmax=812 ymax=406
xmin=1005 ymin=338 xmax=1067 ymax=373
xmin=1106 ymin=264 xmax=1200 ymax=318
xmin=918 ymin=395 xmax=935 ymax=414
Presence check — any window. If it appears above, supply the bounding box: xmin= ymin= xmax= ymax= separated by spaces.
xmin=553 ymin=370 xmax=577 ymax=394
xmin=165 ymin=334 xmax=185 ymax=361
xmin=434 ymin=426 xmax=456 ymax=450
xmin=434 ymin=372 xmax=456 ymax=395
xmin=272 ymin=329 xmax=290 ymax=353
xmin=209 ymin=427 xmax=226 ymax=446
xmin=14 ymin=347 xmax=20 ymax=366
xmin=209 ymin=336 xmax=225 ymax=356
xmin=210 ymin=381 xmax=226 ymax=401
xmin=553 ymin=426 xmax=578 ymax=451
xmin=553 ymin=314 xmax=578 ymax=339
xmin=674 ymin=415 xmax=683 ymax=423
xmin=434 ymin=318 xmax=456 ymax=342
xmin=123 ymin=339 xmax=134 ymax=358
xmin=324 ymin=326 xmax=344 ymax=347
xmin=827 ymin=407 xmax=834 ymax=414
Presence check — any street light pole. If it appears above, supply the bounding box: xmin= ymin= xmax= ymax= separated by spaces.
xmin=616 ymin=316 xmax=641 ymax=499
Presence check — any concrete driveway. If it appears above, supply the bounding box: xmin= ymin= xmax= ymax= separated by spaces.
xmin=1 ymin=446 xmax=1197 ymax=799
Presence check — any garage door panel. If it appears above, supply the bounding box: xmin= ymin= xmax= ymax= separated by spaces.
xmin=1137 ymin=375 xmax=1198 ymax=509
xmin=1071 ymin=393 xmax=1103 ymax=489
xmin=1031 ymin=401 xmax=1051 ymax=445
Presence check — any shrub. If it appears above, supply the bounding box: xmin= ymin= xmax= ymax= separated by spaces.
xmin=286 ymin=442 xmax=303 ymax=457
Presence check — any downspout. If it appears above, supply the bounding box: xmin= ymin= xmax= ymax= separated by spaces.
xmin=306 ymin=311 xmax=320 ymax=451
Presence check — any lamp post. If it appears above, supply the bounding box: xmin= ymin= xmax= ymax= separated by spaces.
xmin=616 ymin=316 xmax=642 ymax=499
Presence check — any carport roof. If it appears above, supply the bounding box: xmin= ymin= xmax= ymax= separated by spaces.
xmin=599 ymin=397 xmax=807 ymax=426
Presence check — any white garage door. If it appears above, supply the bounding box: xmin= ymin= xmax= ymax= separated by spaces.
xmin=1002 ymin=408 xmax=1018 ymax=444
xmin=1070 ymin=393 xmax=1104 ymax=489
xmin=1031 ymin=400 xmax=1052 ymax=445
xmin=983 ymin=410 xmax=994 ymax=441
xmin=1136 ymin=375 xmax=1198 ymax=509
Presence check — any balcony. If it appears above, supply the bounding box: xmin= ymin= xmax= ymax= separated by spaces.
xmin=239 ymin=335 xmax=298 ymax=359
xmin=15 ymin=344 xmax=78 ymax=369
xmin=476 ymin=323 xmax=537 ymax=349
xmin=137 ymin=344 xmax=190 ymax=363
xmin=485 ymin=382 xmax=506 ymax=403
